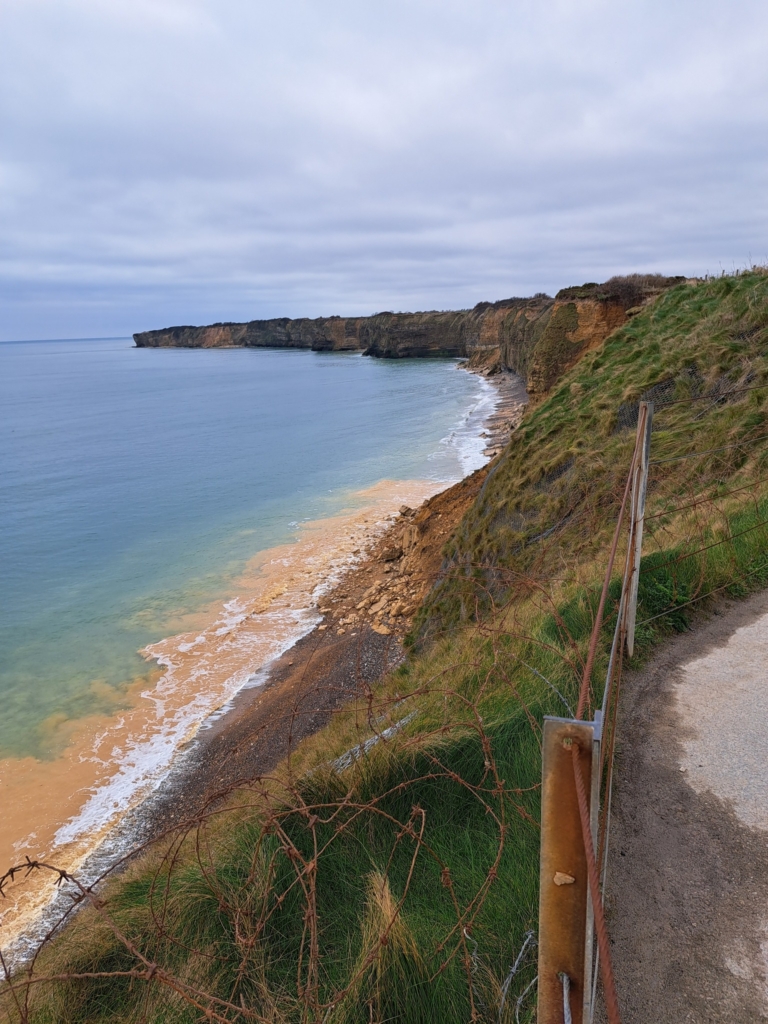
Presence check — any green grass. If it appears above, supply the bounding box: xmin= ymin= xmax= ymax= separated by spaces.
xmin=419 ymin=270 xmax=768 ymax=637
xmin=6 ymin=269 xmax=768 ymax=1023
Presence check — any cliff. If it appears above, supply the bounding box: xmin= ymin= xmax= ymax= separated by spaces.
xmin=133 ymin=316 xmax=363 ymax=352
xmin=133 ymin=274 xmax=685 ymax=395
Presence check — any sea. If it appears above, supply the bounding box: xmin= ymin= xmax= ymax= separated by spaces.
xmin=0 ymin=336 xmax=498 ymax=948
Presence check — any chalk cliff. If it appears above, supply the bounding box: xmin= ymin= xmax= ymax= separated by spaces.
xmin=134 ymin=275 xmax=684 ymax=395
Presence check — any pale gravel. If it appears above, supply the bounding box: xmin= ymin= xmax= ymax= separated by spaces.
xmin=676 ymin=612 xmax=768 ymax=833
xmin=595 ymin=589 xmax=768 ymax=1023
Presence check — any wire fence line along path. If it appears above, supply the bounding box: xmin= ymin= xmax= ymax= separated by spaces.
xmin=536 ymin=404 xmax=653 ymax=1024
xmin=539 ymin=381 xmax=768 ymax=1023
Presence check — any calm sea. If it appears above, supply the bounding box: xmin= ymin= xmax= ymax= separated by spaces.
xmin=0 ymin=338 xmax=494 ymax=762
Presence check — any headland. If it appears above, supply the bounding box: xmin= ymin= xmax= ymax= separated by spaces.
xmin=133 ymin=274 xmax=685 ymax=397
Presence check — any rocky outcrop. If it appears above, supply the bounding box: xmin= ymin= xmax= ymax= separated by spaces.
xmin=524 ymin=297 xmax=626 ymax=394
xmin=134 ymin=274 xmax=685 ymax=395
xmin=359 ymin=297 xmax=554 ymax=371
xmin=358 ymin=310 xmax=469 ymax=358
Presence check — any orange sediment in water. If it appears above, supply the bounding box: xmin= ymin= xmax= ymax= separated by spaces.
xmin=0 ymin=478 xmax=443 ymax=952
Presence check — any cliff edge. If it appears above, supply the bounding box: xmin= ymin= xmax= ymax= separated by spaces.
xmin=133 ymin=274 xmax=684 ymax=395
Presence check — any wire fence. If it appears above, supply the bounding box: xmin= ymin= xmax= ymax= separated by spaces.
xmin=577 ymin=387 xmax=768 ymax=1023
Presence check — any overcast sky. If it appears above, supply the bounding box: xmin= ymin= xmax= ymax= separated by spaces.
xmin=1 ymin=0 xmax=767 ymax=339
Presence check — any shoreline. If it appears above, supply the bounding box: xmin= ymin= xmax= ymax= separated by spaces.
xmin=111 ymin=369 xmax=527 ymax=831
xmin=1 ymin=368 xmax=527 ymax=962
xmin=0 ymin=481 xmax=442 ymax=957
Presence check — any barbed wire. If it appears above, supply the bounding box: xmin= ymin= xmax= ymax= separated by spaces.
xmin=585 ymin=415 xmax=768 ymax=1020
xmin=644 ymin=477 xmax=768 ymax=520
xmin=649 ymin=431 xmax=768 ymax=465
xmin=654 ymin=379 xmax=768 ymax=408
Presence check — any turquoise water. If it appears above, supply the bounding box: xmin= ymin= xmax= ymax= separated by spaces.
xmin=0 ymin=339 xmax=493 ymax=759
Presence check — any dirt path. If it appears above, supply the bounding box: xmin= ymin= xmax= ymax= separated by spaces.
xmin=597 ymin=590 xmax=768 ymax=1022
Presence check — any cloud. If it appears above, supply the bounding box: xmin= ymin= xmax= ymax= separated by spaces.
xmin=1 ymin=0 xmax=767 ymax=338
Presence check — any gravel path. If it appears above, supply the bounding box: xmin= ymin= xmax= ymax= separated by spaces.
xmin=597 ymin=590 xmax=768 ymax=1022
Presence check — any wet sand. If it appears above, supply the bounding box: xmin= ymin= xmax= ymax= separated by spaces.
xmin=142 ymin=462 xmax=498 ymax=815
xmin=0 ymin=479 xmax=443 ymax=949
xmin=127 ymin=371 xmax=528 ymax=839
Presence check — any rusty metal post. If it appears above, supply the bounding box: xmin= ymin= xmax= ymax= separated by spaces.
xmin=537 ymin=717 xmax=598 ymax=1024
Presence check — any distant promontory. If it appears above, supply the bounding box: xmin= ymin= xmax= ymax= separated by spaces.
xmin=134 ymin=275 xmax=684 ymax=395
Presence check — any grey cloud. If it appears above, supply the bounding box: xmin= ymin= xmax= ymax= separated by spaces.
xmin=1 ymin=0 xmax=767 ymax=338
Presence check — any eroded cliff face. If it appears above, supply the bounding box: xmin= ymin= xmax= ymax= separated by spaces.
xmin=524 ymin=298 xmax=628 ymax=395
xmin=463 ymin=297 xmax=554 ymax=380
xmin=133 ymin=275 xmax=685 ymax=395
xmin=359 ymin=297 xmax=554 ymax=372
xmin=358 ymin=310 xmax=469 ymax=358
xmin=133 ymin=316 xmax=364 ymax=351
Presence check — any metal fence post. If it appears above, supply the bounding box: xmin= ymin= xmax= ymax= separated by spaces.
xmin=537 ymin=717 xmax=598 ymax=1024
xmin=581 ymin=718 xmax=602 ymax=1022
xmin=625 ymin=402 xmax=653 ymax=657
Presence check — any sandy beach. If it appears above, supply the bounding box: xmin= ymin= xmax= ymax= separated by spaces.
xmin=0 ymin=369 xmax=527 ymax=959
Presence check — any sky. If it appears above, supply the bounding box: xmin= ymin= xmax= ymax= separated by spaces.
xmin=1 ymin=0 xmax=767 ymax=340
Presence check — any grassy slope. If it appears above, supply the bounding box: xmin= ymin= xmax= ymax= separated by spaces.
xmin=9 ymin=271 xmax=768 ymax=1023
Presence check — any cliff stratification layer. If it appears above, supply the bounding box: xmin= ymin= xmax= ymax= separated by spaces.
xmin=134 ymin=275 xmax=684 ymax=395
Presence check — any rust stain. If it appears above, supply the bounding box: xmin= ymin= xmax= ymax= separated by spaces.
xmin=538 ymin=718 xmax=595 ymax=1024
